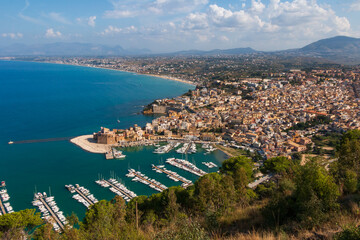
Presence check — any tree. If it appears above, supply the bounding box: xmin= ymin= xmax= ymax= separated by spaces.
xmin=0 ymin=209 xmax=43 ymax=239
xmin=263 ymin=156 xmax=293 ymax=175
xmin=294 ymin=161 xmax=340 ymax=227
xmin=333 ymin=130 xmax=360 ymax=194
xmin=194 ymin=173 xmax=235 ymax=213
xmin=220 ymin=156 xmax=253 ymax=179
xmin=81 ymin=197 xmax=129 ymax=240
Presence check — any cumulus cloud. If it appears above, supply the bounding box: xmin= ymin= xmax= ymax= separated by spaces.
xmin=178 ymin=0 xmax=351 ymax=45
xmin=45 ymin=28 xmax=62 ymax=38
xmin=2 ymin=33 xmax=23 ymax=39
xmin=101 ymin=25 xmax=137 ymax=35
xmin=88 ymin=16 xmax=96 ymax=27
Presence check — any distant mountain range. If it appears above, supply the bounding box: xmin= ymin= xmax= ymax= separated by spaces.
xmin=0 ymin=42 xmax=151 ymax=56
xmin=1 ymin=36 xmax=360 ymax=64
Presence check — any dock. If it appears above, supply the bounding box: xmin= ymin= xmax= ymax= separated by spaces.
xmin=105 ymin=151 xmax=114 ymax=159
xmin=65 ymin=184 xmax=98 ymax=208
xmin=95 ymin=178 xmax=136 ymax=202
xmin=166 ymin=158 xmax=206 ymax=177
xmin=0 ymin=184 xmax=13 ymax=215
xmin=0 ymin=198 xmax=6 ymax=215
xmin=126 ymin=169 xmax=167 ymax=192
xmin=152 ymin=164 xmax=192 ymax=188
xmin=32 ymin=193 xmax=67 ymax=232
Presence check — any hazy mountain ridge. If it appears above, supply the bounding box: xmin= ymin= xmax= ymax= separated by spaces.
xmin=1 ymin=36 xmax=360 ymax=64
xmin=0 ymin=42 xmax=151 ymax=56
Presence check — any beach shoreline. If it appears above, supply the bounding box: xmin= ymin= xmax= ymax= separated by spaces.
xmin=70 ymin=135 xmax=112 ymax=154
xmin=37 ymin=60 xmax=197 ymax=86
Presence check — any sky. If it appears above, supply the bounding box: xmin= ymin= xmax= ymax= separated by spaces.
xmin=1 ymin=0 xmax=360 ymax=52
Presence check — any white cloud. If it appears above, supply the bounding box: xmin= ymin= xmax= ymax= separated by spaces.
xmin=101 ymin=25 xmax=122 ymax=35
xmin=251 ymin=0 xmax=265 ymax=14
xmin=47 ymin=12 xmax=71 ymax=24
xmin=88 ymin=16 xmax=96 ymax=27
xmin=350 ymin=0 xmax=360 ymax=11
xmin=104 ymin=0 xmax=208 ymax=18
xmin=2 ymin=33 xmax=23 ymax=39
xmin=101 ymin=25 xmax=138 ymax=35
xmin=18 ymin=0 xmax=43 ymax=24
xmin=104 ymin=10 xmax=134 ymax=18
xmin=45 ymin=28 xmax=62 ymax=38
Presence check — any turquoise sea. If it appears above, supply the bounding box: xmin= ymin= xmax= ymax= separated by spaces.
xmin=0 ymin=61 xmax=227 ymax=219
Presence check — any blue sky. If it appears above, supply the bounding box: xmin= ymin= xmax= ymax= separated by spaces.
xmin=1 ymin=0 xmax=360 ymax=52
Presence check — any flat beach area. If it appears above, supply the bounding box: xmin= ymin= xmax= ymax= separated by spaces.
xmin=70 ymin=135 xmax=111 ymax=154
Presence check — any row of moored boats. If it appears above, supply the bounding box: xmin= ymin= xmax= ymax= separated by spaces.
xmin=95 ymin=178 xmax=137 ymax=202
xmin=152 ymin=164 xmax=193 ymax=188
xmin=126 ymin=169 xmax=167 ymax=192
xmin=0 ymin=186 xmax=13 ymax=215
xmin=166 ymin=158 xmax=207 ymax=177
xmin=65 ymin=184 xmax=98 ymax=208
xmin=32 ymin=193 xmax=68 ymax=232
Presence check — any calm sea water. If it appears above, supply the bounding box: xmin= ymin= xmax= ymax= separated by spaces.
xmin=0 ymin=61 xmax=227 ymax=219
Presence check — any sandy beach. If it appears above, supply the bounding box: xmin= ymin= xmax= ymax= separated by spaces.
xmin=70 ymin=135 xmax=111 ymax=154
xmin=41 ymin=61 xmax=196 ymax=86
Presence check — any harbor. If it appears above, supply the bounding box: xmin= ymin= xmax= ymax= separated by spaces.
xmin=65 ymin=184 xmax=98 ymax=208
xmin=32 ymin=192 xmax=68 ymax=232
xmin=126 ymin=169 xmax=167 ymax=192
xmin=176 ymin=142 xmax=197 ymax=154
xmin=166 ymin=158 xmax=207 ymax=177
xmin=95 ymin=178 xmax=137 ymax=202
xmin=153 ymin=142 xmax=176 ymax=154
xmin=152 ymin=164 xmax=192 ymax=188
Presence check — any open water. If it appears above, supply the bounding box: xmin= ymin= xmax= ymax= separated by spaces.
xmin=0 ymin=60 xmax=227 ymax=219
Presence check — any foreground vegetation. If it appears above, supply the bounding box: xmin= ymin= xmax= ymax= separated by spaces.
xmin=2 ymin=130 xmax=360 ymax=239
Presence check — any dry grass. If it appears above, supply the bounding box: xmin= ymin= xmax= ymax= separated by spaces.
xmin=217 ymin=231 xmax=280 ymax=240
xmin=218 ymin=201 xmax=267 ymax=236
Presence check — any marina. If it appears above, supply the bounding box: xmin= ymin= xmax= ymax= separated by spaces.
xmin=166 ymin=158 xmax=207 ymax=177
xmin=126 ymin=169 xmax=167 ymax=192
xmin=175 ymin=142 xmax=197 ymax=154
xmin=65 ymin=184 xmax=98 ymax=208
xmin=32 ymin=192 xmax=68 ymax=232
xmin=152 ymin=164 xmax=192 ymax=188
xmin=153 ymin=142 xmax=176 ymax=154
xmin=95 ymin=178 xmax=137 ymax=202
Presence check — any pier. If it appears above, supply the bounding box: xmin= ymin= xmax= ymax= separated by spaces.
xmin=66 ymin=184 xmax=98 ymax=208
xmin=9 ymin=137 xmax=74 ymax=145
xmin=39 ymin=198 xmax=65 ymax=231
xmin=166 ymin=158 xmax=206 ymax=177
xmin=152 ymin=165 xmax=192 ymax=188
xmin=0 ymin=198 xmax=6 ymax=215
xmin=0 ymin=184 xmax=13 ymax=215
xmin=126 ymin=169 xmax=167 ymax=192
xmin=32 ymin=193 xmax=67 ymax=232
xmin=95 ymin=179 xmax=136 ymax=202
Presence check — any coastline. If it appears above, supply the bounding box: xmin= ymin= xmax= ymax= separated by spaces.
xmin=70 ymin=135 xmax=112 ymax=154
xmin=37 ymin=60 xmax=197 ymax=87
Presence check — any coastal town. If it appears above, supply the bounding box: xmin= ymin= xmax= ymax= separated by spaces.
xmin=56 ymin=58 xmax=360 ymax=162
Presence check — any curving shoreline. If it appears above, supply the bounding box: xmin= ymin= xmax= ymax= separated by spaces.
xmin=39 ymin=61 xmax=197 ymax=86
xmin=70 ymin=135 xmax=112 ymax=154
